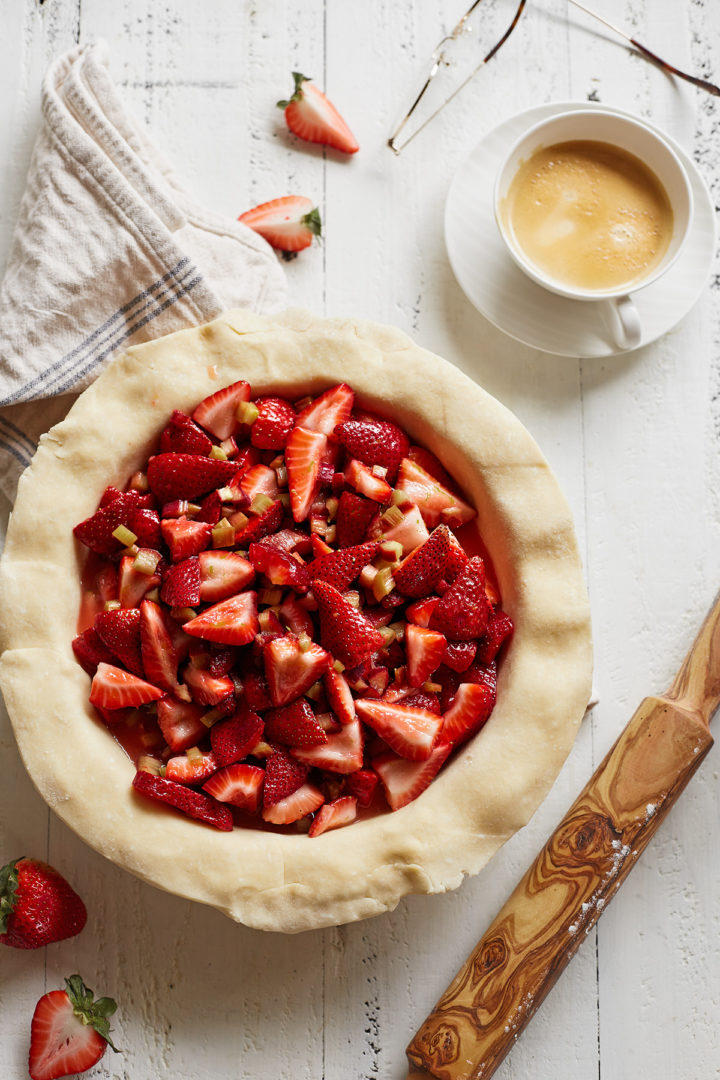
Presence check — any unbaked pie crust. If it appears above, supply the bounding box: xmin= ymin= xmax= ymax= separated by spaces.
xmin=0 ymin=309 xmax=592 ymax=933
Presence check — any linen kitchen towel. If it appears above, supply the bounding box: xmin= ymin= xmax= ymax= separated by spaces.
xmin=0 ymin=40 xmax=286 ymax=500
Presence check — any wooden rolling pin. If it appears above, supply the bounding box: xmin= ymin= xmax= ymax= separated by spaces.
xmin=406 ymin=591 xmax=720 ymax=1080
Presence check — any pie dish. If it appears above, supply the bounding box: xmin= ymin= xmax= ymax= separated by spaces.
xmin=0 ymin=309 xmax=592 ymax=932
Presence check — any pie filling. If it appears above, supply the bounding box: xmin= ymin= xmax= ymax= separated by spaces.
xmin=72 ymin=380 xmax=513 ymax=836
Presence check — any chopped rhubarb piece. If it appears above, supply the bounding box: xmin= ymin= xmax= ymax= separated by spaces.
xmin=94 ymin=607 xmax=144 ymax=676
xmin=192 ymin=379 xmax=251 ymax=440
xmin=262 ymin=782 xmax=325 ymax=825
xmin=294 ymin=383 xmax=354 ymax=435
xmin=161 ymin=517 xmax=212 ymax=562
xmin=308 ymin=795 xmax=358 ymax=837
xmin=476 ymin=609 xmax=514 ymax=664
xmin=132 ymin=770 xmax=233 ymax=830
xmin=183 ymin=591 xmax=259 ymax=646
xmin=334 ymin=416 xmax=409 ymax=482
xmin=147 ymin=453 xmax=239 ymax=504
xmin=355 ymin=699 xmax=442 ymax=761
xmin=90 ymin=663 xmax=164 ymax=709
xmin=160 ymin=410 xmax=213 ymax=455
xmin=345 ymin=768 xmax=379 ymax=807
xmin=285 ymin=427 xmax=328 ymax=522
xmin=160 ymin=557 xmax=201 ymax=608
xmin=373 ymin=742 xmax=452 ymax=811
xmin=183 ymin=664 xmax=235 ymax=706
xmin=344 ymin=458 xmax=392 ymax=504
xmin=405 ymin=624 xmax=447 ymax=688
xmin=264 ymin=699 xmax=327 ymax=747
xmin=250 ymin=396 xmax=296 ymax=449
xmin=198 ymin=550 xmax=255 ymax=602
xmin=249 ymin=542 xmax=310 ymax=593
xmin=165 ymin=750 xmax=218 ymax=785
xmin=394 ymin=525 xmax=452 ymax=597
xmin=441 ymin=682 xmax=495 ymax=745
xmin=395 ymin=457 xmax=476 ymax=530
xmin=323 ymin=668 xmax=356 ymax=724
xmin=210 ymin=707 xmax=264 ymax=766
xmin=429 ymin=557 xmax=492 ymax=641
xmin=203 ymin=763 xmax=265 ymax=811
xmin=312 ymin=579 xmax=384 ymax=669
xmin=263 ymin=634 xmax=330 ymax=707
xmin=308 ymin=540 xmax=378 ymax=590
xmin=157 ymin=696 xmax=208 ymax=752
xmin=72 ymin=628 xmax=116 ymax=676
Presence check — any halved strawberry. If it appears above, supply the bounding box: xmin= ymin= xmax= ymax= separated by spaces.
xmin=285 ymin=426 xmax=328 ymax=522
xmin=251 ymin=396 xmax=295 ymax=449
xmin=307 ymin=540 xmax=377 ymax=590
xmin=476 ymin=609 xmax=514 ymax=664
xmin=165 ymin=750 xmax=218 ymax=785
xmin=157 ymin=696 xmax=207 ymax=752
xmin=118 ymin=553 xmax=161 ymax=609
xmin=375 ymin=501 xmax=429 ymax=555
xmin=263 ymin=634 xmax=330 ymax=707
xmin=89 ymin=663 xmax=164 ymax=709
xmin=443 ymin=640 xmax=478 ymax=673
xmin=28 ymin=975 xmax=118 ymax=1080
xmin=405 ymin=624 xmax=447 ymax=687
xmin=465 ymin=659 xmax=498 ymax=694
xmin=406 ymin=595 xmax=440 ymax=628
xmin=72 ymin=628 xmax=116 ymax=676
xmin=161 ymin=517 xmax=212 ymax=562
xmin=344 ymin=459 xmax=392 ymax=503
xmin=232 ymin=498 xmax=284 ymax=544
xmin=238 ymin=196 xmax=321 ymax=253
xmin=262 ymin=747 xmax=309 ymax=807
xmin=147 ymin=453 xmax=239 ymax=504
xmin=345 ymin=768 xmax=379 ymax=807
xmin=241 ymin=669 xmax=272 ymax=711
xmin=394 ymin=524 xmax=452 ymax=597
xmin=429 ymin=557 xmax=492 ymax=641
xmin=249 ymin=542 xmax=310 ymax=593
xmin=264 ymin=698 xmax=327 ymax=747
xmin=294 ymin=383 xmax=355 ymax=435
xmin=312 ymin=578 xmax=384 ymax=669
xmin=203 ymin=763 xmax=265 ymax=811
xmin=192 ymin=379 xmax=251 ymax=440
xmin=183 ymin=664 xmax=235 ymax=706
xmin=94 ymin=607 xmax=144 ymax=676
xmin=278 ymin=73 xmax=358 ymax=154
xmin=198 ymin=550 xmax=255 ymax=602
xmin=335 ymin=491 xmax=377 ymax=549
xmin=445 ymin=530 xmax=469 ymax=584
xmin=441 ymin=682 xmax=495 ymax=745
xmin=183 ymin=591 xmax=258 ymax=646
xmin=308 ymin=795 xmax=358 ymax=837
xmin=132 ymin=770 xmax=233 ymax=830
xmin=323 ymin=668 xmax=356 ymax=724
xmin=355 ymin=699 xmax=442 ymax=761
xmin=160 ymin=410 xmax=213 ymax=455
xmin=279 ymin=593 xmax=315 ymax=638
xmin=310 ymin=534 xmax=334 ymax=558
xmin=335 ymin=416 xmax=409 ymax=482
xmin=407 ymin=444 xmax=459 ymax=491
xmin=291 ymin=717 xmax=363 ymax=773
xmin=210 ymin=707 xmax=264 ymax=766
xmin=140 ymin=600 xmax=180 ymax=693
xmin=372 ymin=742 xmax=452 ymax=811
xmin=395 ymin=458 xmax=476 ymax=529
xmin=74 ymin=492 xmax=161 ymax=556
xmin=240 ymin=463 xmax=280 ymax=502
xmin=160 ymin=557 xmax=201 ymax=608
xmin=263 ymin=528 xmax=312 ymax=556
xmin=262 ymin=782 xmax=325 ymax=825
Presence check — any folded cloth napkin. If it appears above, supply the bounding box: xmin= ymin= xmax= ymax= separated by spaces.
xmin=0 ymin=40 xmax=286 ymax=501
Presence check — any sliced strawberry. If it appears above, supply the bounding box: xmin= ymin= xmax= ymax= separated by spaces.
xmin=140 ymin=600 xmax=180 ymax=693
xmin=443 ymin=640 xmax=478 ymax=673
xmin=74 ymin=491 xmax=158 ymax=556
xmin=232 ymin=499 xmax=284 ymax=545
xmin=128 ymin=507 xmax=163 ymax=550
xmin=160 ymin=556 xmax=201 ymax=608
xmin=344 ymin=459 xmax=393 ymax=503
xmin=335 ymin=417 xmax=409 ymax=482
xmin=376 ymin=501 xmax=429 ymax=555
xmin=94 ymin=607 xmax=144 ymax=676
xmin=373 ymin=742 xmax=452 ymax=811
xmin=99 ymin=485 xmax=124 ymax=508
xmin=197 ymin=550 xmax=255 ymax=602
xmin=157 ymin=696 xmax=208 ymax=751
xmin=210 ymin=707 xmax=264 ymax=766
xmin=285 ymin=426 xmax=327 ymax=522
xmin=161 ymin=517 xmax=212 ymax=562
xmin=405 ymin=624 xmax=447 ymax=687
xmin=264 ymin=698 xmax=327 ymax=747
xmin=445 ymin=530 xmax=469 ymax=584
xmin=400 ymin=688 xmax=443 ymax=714
xmin=183 ymin=591 xmax=258 ymax=646
xmin=395 ymin=457 xmax=476 ymax=529
xmin=242 ymin=669 xmax=272 ymax=711
xmin=278 ymin=73 xmax=358 ymax=154
xmin=345 ymin=768 xmax=379 ymax=807
xmin=407 ymin=444 xmax=459 ymax=490
xmin=165 ymin=750 xmax=218 ymax=785
xmin=394 ymin=524 xmax=452 ymax=597
xmin=310 ymin=534 xmax=333 ymax=558
xmin=118 ymin=553 xmax=161 ymax=608
xmin=72 ymin=627 xmax=116 ymax=676
xmin=203 ymin=763 xmax=265 ymax=811
xmin=192 ymin=379 xmax=251 ymax=440
xmin=183 ymin=664 xmax=235 ymax=706
xmin=240 ymin=463 xmax=280 ymax=502
xmin=263 ymin=634 xmax=330 ymax=707
xmin=89 ymin=663 xmax=164 ymax=709
xmin=323 ymin=668 xmax=356 ymax=724
xmin=196 ymin=489 xmax=223 ymax=525
xmin=355 ymin=699 xmax=442 ymax=761
xmin=335 ymin=491 xmax=377 ymax=548
xmin=249 ymin=542 xmax=310 ymax=593
xmin=291 ymin=718 xmax=363 ymax=773
xmin=238 ymin=196 xmax=321 ymax=252
xmin=251 ymin=396 xmax=296 ymax=449
xmin=295 ymin=383 xmax=355 ymax=435
xmin=147 ymin=453 xmax=239 ymax=504
xmin=263 ymin=528 xmax=312 ymax=556
xmin=406 ymin=595 xmax=440 ymax=628
xmin=308 ymin=540 xmax=377 ymax=590
xmin=476 ymin=609 xmax=514 ymax=664
xmin=429 ymin=557 xmax=492 ymax=641
xmin=29 ymin=976 xmax=117 ymax=1080
xmin=132 ymin=770 xmax=233 ymax=830
xmin=312 ymin=579 xmax=384 ymax=669
xmin=279 ymin=593 xmax=315 ymax=637
xmin=441 ymin=682 xmax=495 ymax=745
xmin=206 ymin=646 xmax=238 ymax=677
xmin=160 ymin=410 xmax=213 ymax=455
xmin=263 ymin=747 xmax=309 ymax=806
xmin=262 ymin=782 xmax=325 ymax=824
xmin=308 ymin=795 xmax=358 ymax=837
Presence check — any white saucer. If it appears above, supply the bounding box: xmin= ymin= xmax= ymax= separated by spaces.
xmin=444 ymin=102 xmax=716 ymax=358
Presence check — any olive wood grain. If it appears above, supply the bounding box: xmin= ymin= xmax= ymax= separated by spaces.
xmin=406 ymin=591 xmax=720 ymax=1080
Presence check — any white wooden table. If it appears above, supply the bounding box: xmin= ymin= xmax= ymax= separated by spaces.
xmin=1 ymin=2 xmax=719 ymax=1078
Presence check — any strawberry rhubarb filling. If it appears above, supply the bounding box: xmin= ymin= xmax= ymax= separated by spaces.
xmin=72 ymin=381 xmax=513 ymax=835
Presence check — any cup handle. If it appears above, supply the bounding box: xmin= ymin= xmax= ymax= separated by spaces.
xmin=607 ymin=295 xmax=642 ymax=350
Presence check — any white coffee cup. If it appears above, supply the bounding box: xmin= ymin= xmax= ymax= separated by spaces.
xmin=494 ymin=109 xmax=694 ymax=351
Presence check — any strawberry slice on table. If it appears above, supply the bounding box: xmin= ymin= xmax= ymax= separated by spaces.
xmin=140 ymin=600 xmax=181 ymax=694
xmin=198 ymin=550 xmax=255 ymax=603
xmin=203 ymin=763 xmax=265 ymax=811
xmin=393 ymin=524 xmax=452 ymax=597
xmin=264 ymin=698 xmax=327 ymax=747
xmin=285 ymin=426 xmax=327 ymax=521
xmin=132 ymin=770 xmax=233 ymax=830
xmin=430 ymin=557 xmax=493 ymax=641
xmin=395 ymin=457 xmax=476 ymax=530
xmin=94 ymin=607 xmax=144 ymax=676
xmin=441 ymin=682 xmax=496 ymax=745
xmin=90 ymin=663 xmax=164 ymax=709
xmin=334 ymin=416 xmax=410 ymax=482
xmin=278 ymin=72 xmax=359 ymax=154
xmin=355 ymin=699 xmax=443 ymax=761
xmin=210 ymin=707 xmax=264 ymax=766
xmin=262 ymin=747 xmax=309 ymax=807
xmin=157 ymin=696 xmax=207 ymax=752
xmin=308 ymin=795 xmax=358 ymax=837
xmin=28 ymin=974 xmax=118 ymax=1080
xmin=405 ymin=624 xmax=447 ymax=688
xmin=344 ymin=458 xmax=393 ymax=503
xmin=165 ymin=751 xmax=218 ymax=785
xmin=72 ymin=628 xmax=116 ymax=676
xmin=295 ymin=382 xmax=355 ymax=435
xmin=323 ymin=668 xmax=356 ymax=724
xmin=192 ymin=379 xmax=251 ymax=440
xmin=160 ymin=410 xmax=213 ymax=455
xmin=249 ymin=541 xmax=310 ymax=593
xmin=263 ymin=634 xmax=330 ymax=707
xmin=262 ymin=782 xmax=325 ymax=825
xmin=238 ymin=196 xmax=321 ymax=253
xmin=307 ymin=540 xmax=377 ymax=590
xmin=345 ymin=768 xmax=379 ymax=807
xmin=312 ymin=578 xmax=385 ymax=669
xmin=291 ymin=717 xmax=363 ymax=773
xmin=0 ymin=858 xmax=87 ymax=950
xmin=335 ymin=490 xmax=378 ymax=548
xmin=160 ymin=556 xmax=201 ymax=608
xmin=147 ymin=453 xmax=239 ymax=504
xmin=183 ymin=591 xmax=259 ymax=646
xmin=161 ymin=517 xmax=212 ymax=562
xmin=251 ymin=396 xmax=296 ymax=449
xmin=183 ymin=665 xmax=235 ymax=706
xmin=372 ymin=742 xmax=452 ymax=811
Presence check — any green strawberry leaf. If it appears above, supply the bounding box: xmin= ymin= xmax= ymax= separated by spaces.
xmin=65 ymin=975 xmax=121 ymax=1053
xmin=0 ymin=857 xmax=22 ymax=935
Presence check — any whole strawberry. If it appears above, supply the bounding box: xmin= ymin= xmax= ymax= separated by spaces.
xmin=0 ymin=857 xmax=87 ymax=949
xmin=29 ymin=974 xmax=119 ymax=1080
